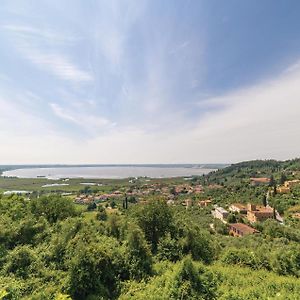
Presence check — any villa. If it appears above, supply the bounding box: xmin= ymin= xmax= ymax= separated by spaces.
xmin=250 ymin=177 xmax=270 ymax=186
xmin=229 ymin=223 xmax=259 ymax=237
xmin=198 ymin=199 xmax=212 ymax=207
xmin=229 ymin=203 xmax=247 ymax=214
xmin=247 ymin=203 xmax=274 ymax=223
xmin=277 ymin=186 xmax=290 ymax=193
xmin=212 ymin=206 xmax=229 ymax=221
xmin=284 ymin=180 xmax=300 ymax=188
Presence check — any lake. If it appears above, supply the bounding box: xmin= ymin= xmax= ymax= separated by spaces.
xmin=2 ymin=165 xmax=215 ymax=179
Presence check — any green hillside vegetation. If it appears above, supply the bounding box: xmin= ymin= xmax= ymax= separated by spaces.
xmin=0 ymin=159 xmax=300 ymax=299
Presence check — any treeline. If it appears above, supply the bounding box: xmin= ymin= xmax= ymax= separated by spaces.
xmin=204 ymin=158 xmax=300 ymax=183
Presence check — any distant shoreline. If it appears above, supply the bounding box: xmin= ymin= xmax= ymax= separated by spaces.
xmin=1 ymin=165 xmax=225 ymax=180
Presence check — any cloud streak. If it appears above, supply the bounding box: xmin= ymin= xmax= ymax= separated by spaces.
xmin=49 ymin=103 xmax=115 ymax=133
xmin=2 ymin=24 xmax=93 ymax=82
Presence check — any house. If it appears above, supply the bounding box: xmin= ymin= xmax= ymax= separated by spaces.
xmin=212 ymin=206 xmax=229 ymax=221
xmin=74 ymin=196 xmax=94 ymax=204
xmin=175 ymin=184 xmax=191 ymax=194
xmin=167 ymin=199 xmax=175 ymax=206
xmin=183 ymin=199 xmax=193 ymax=208
xmin=229 ymin=203 xmax=247 ymax=214
xmin=229 ymin=223 xmax=259 ymax=237
xmin=292 ymin=213 xmax=300 ymax=219
xmin=247 ymin=203 xmax=274 ymax=223
xmin=139 ymin=200 xmax=149 ymax=205
xmin=193 ymin=185 xmax=203 ymax=194
xmin=277 ymin=186 xmax=290 ymax=194
xmin=207 ymin=184 xmax=223 ymax=189
xmin=198 ymin=199 xmax=212 ymax=207
xmin=250 ymin=177 xmax=270 ymax=186
xmin=284 ymin=180 xmax=300 ymax=188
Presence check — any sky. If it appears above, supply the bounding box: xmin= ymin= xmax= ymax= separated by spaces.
xmin=0 ymin=0 xmax=300 ymax=164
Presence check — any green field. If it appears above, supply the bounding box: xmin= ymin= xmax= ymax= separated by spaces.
xmin=0 ymin=176 xmax=188 ymax=194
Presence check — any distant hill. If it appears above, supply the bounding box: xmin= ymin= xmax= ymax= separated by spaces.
xmin=203 ymin=158 xmax=300 ymax=184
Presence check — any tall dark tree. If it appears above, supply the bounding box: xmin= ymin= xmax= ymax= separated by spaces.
xmin=269 ymin=175 xmax=276 ymax=187
xmin=279 ymin=173 xmax=287 ymax=185
xmin=262 ymin=195 xmax=267 ymax=207
xmin=273 ymin=185 xmax=277 ymax=196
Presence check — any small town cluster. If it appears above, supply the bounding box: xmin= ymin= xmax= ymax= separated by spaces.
xmin=72 ymin=175 xmax=300 ymax=238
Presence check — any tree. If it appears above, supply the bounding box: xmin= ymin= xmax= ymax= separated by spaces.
xmin=271 ymin=246 xmax=300 ymax=276
xmin=67 ymin=238 xmax=122 ymax=299
xmin=128 ymin=196 xmax=137 ymax=204
xmin=169 ymin=257 xmax=218 ymax=300
xmin=3 ymin=245 xmax=38 ymax=279
xmin=123 ymin=196 xmax=128 ymax=209
xmin=110 ymin=200 xmax=116 ymax=209
xmin=273 ymin=185 xmax=277 ymax=195
xmin=269 ymin=175 xmax=276 ymax=187
xmin=227 ymin=213 xmax=237 ymax=223
xmin=262 ymin=195 xmax=267 ymax=207
xmin=97 ymin=206 xmax=107 ymax=221
xmin=170 ymin=187 xmax=176 ymax=195
xmin=107 ymin=214 xmax=121 ymax=239
xmin=30 ymin=195 xmax=77 ymax=223
xmin=87 ymin=202 xmax=96 ymax=211
xmin=157 ymin=233 xmax=182 ymax=262
xmin=125 ymin=226 xmax=152 ymax=280
xmin=135 ymin=200 xmax=174 ymax=253
xmin=81 ymin=186 xmax=92 ymax=194
xmin=181 ymin=229 xmax=215 ymax=263
xmin=279 ymin=173 xmax=287 ymax=185
xmin=120 ymin=257 xmax=218 ymax=300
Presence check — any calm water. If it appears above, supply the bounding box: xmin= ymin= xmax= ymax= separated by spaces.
xmin=2 ymin=166 xmax=215 ymax=179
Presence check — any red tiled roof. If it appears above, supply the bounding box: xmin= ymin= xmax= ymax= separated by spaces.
xmin=229 ymin=223 xmax=259 ymax=234
xmin=250 ymin=177 xmax=270 ymax=183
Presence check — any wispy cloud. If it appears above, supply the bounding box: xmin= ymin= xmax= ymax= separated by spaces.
xmin=49 ymin=103 xmax=115 ymax=133
xmin=2 ymin=24 xmax=93 ymax=82
xmin=21 ymin=47 xmax=93 ymax=82
xmin=2 ymin=24 xmax=78 ymax=43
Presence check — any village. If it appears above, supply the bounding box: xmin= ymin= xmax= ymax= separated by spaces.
xmin=72 ymin=175 xmax=300 ymax=238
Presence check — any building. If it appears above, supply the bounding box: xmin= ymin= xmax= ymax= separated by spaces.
xmin=3 ymin=190 xmax=32 ymax=195
xmin=207 ymin=184 xmax=223 ymax=189
xmin=193 ymin=185 xmax=203 ymax=194
xmin=250 ymin=177 xmax=270 ymax=186
xmin=198 ymin=199 xmax=212 ymax=207
xmin=175 ymin=185 xmax=187 ymax=194
xmin=284 ymin=180 xmax=300 ymax=188
xmin=277 ymin=186 xmax=290 ymax=194
xmin=166 ymin=199 xmax=175 ymax=206
xmin=212 ymin=206 xmax=229 ymax=221
xmin=229 ymin=203 xmax=247 ymax=214
xmin=183 ymin=199 xmax=193 ymax=208
xmin=247 ymin=204 xmax=274 ymax=223
xmin=229 ymin=223 xmax=259 ymax=237
xmin=292 ymin=213 xmax=300 ymax=220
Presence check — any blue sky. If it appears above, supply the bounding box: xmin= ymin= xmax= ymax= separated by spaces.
xmin=1 ymin=0 xmax=300 ymax=163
